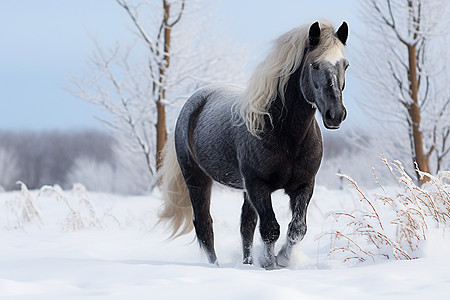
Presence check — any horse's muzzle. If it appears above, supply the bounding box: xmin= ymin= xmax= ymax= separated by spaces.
xmin=323 ymin=106 xmax=346 ymax=130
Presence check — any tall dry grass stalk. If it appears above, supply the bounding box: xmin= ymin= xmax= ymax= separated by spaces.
xmin=39 ymin=183 xmax=104 ymax=231
xmin=5 ymin=181 xmax=43 ymax=230
xmin=318 ymin=153 xmax=450 ymax=263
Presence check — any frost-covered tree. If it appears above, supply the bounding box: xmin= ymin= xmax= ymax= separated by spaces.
xmin=116 ymin=0 xmax=185 ymax=170
xmin=67 ymin=157 xmax=117 ymax=194
xmin=67 ymin=144 xmax=156 ymax=195
xmin=0 ymin=147 xmax=19 ymax=190
xmin=70 ymin=0 xmax=247 ymax=188
xmin=356 ymin=0 xmax=450 ymax=184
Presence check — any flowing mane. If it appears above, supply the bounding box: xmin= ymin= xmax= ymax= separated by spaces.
xmin=237 ymin=20 xmax=343 ymax=136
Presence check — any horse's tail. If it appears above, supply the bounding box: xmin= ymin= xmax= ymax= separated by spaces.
xmin=157 ymin=134 xmax=193 ymax=238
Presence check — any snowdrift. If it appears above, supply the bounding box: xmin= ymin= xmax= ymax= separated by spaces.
xmin=1 ymin=181 xmax=450 ymax=299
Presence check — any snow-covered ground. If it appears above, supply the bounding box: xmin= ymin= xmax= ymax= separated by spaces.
xmin=1 ymin=183 xmax=450 ymax=299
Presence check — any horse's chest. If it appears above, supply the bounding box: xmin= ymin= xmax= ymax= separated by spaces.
xmin=273 ymin=157 xmax=309 ymax=188
xmin=265 ymin=143 xmax=322 ymax=191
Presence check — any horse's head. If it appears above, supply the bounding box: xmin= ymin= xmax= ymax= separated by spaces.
xmin=300 ymin=21 xmax=349 ymax=130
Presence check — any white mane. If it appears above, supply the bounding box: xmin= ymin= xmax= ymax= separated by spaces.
xmin=236 ymin=20 xmax=342 ymax=137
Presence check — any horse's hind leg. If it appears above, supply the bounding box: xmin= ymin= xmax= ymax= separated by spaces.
xmin=240 ymin=192 xmax=258 ymax=265
xmin=185 ymin=174 xmax=217 ymax=265
xmin=277 ymin=182 xmax=314 ymax=267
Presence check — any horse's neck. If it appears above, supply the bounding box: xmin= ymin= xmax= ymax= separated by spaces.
xmin=269 ymin=68 xmax=316 ymax=140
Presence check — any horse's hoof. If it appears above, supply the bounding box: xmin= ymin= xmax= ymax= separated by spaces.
xmin=276 ymin=254 xmax=289 ymax=268
xmin=213 ymin=259 xmax=220 ymax=267
xmin=260 ymin=261 xmax=276 ymax=270
xmin=276 ymin=243 xmax=291 ymax=268
xmin=243 ymin=257 xmax=253 ymax=265
xmin=259 ymin=256 xmax=276 ymax=270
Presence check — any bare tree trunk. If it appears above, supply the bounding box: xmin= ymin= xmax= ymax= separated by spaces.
xmin=155 ymin=100 xmax=167 ymax=169
xmin=405 ymin=0 xmax=430 ymax=184
xmin=155 ymin=0 xmax=184 ymax=170
xmin=155 ymin=0 xmax=170 ymax=169
xmin=406 ymin=44 xmax=430 ymax=183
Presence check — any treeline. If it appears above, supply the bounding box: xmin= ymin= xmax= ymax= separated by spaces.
xmin=0 ymin=128 xmax=373 ymax=193
xmin=0 ymin=130 xmax=114 ymax=190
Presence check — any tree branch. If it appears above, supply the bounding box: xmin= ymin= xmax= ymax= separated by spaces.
xmin=371 ymin=0 xmax=410 ymax=46
xmin=116 ymin=0 xmax=157 ymax=55
xmin=166 ymin=0 xmax=186 ymax=27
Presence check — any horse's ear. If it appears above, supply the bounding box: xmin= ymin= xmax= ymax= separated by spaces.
xmin=309 ymin=21 xmax=321 ymax=46
xmin=336 ymin=21 xmax=348 ymax=45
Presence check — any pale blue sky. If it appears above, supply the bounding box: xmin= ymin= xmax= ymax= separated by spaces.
xmin=0 ymin=0 xmax=361 ymax=131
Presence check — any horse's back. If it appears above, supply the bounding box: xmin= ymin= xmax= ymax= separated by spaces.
xmin=175 ymin=86 xmax=245 ymax=189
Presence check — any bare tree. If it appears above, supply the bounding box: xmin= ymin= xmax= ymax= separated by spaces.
xmin=70 ymin=0 xmax=247 ymax=184
xmin=116 ymin=0 xmax=185 ymax=169
xmin=356 ymin=0 xmax=450 ymax=184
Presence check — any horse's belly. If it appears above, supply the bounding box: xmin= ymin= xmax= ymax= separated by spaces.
xmin=213 ymin=171 xmax=244 ymax=189
xmin=192 ymin=130 xmax=243 ymax=189
xmin=195 ymin=145 xmax=243 ymax=189
xmin=199 ymin=158 xmax=243 ymax=189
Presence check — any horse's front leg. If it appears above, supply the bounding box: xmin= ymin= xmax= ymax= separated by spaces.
xmin=245 ymin=182 xmax=280 ymax=270
xmin=277 ymin=182 xmax=314 ymax=267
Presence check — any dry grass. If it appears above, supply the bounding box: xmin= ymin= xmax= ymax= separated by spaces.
xmin=5 ymin=182 xmax=106 ymax=231
xmin=318 ymin=153 xmax=450 ymax=263
xmin=40 ymin=183 xmax=104 ymax=231
xmin=5 ymin=181 xmax=44 ymax=230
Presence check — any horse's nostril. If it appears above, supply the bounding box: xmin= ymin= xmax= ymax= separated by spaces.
xmin=325 ymin=109 xmax=334 ymax=121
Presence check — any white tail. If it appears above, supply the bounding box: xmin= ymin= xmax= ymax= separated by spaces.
xmin=157 ymin=135 xmax=193 ymax=238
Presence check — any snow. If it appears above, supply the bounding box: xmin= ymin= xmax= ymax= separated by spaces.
xmin=1 ymin=184 xmax=450 ymax=299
